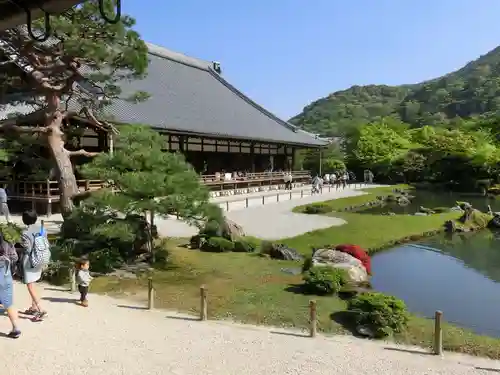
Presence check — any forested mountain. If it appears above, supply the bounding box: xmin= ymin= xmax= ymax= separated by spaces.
xmin=290 ymin=46 xmax=500 ymax=136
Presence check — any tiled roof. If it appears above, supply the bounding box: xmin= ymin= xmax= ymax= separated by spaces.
xmin=0 ymin=42 xmax=326 ymax=147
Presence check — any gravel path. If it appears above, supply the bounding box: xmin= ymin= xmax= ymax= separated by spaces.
xmin=2 ymin=284 xmax=496 ymax=375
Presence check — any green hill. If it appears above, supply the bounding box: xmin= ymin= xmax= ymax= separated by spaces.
xmin=290 ymin=46 xmax=500 ymax=136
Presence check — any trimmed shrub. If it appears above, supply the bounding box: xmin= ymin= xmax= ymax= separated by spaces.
xmin=303 ymin=266 xmax=347 ymax=295
xmin=0 ymin=222 xmax=22 ymax=244
xmin=302 ymin=256 xmax=313 ymax=272
xmin=201 ymin=237 xmax=234 ymax=253
xmin=348 ymin=292 xmax=410 ymax=338
xmin=335 ymin=244 xmax=372 ymax=274
xmin=304 ymin=203 xmax=331 ymax=214
xmin=233 ymin=237 xmax=259 ymax=253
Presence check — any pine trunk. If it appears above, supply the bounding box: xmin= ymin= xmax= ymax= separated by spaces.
xmin=45 ymin=93 xmax=79 ymax=215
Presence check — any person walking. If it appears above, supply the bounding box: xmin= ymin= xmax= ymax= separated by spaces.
xmin=0 ymin=187 xmax=10 ymax=222
xmin=20 ymin=210 xmax=50 ymax=322
xmin=0 ymin=233 xmax=21 ymax=338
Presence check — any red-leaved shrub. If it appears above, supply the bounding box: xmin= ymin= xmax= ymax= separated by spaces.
xmin=335 ymin=244 xmax=372 ymax=274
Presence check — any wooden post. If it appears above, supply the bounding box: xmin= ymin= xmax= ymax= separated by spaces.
xmin=309 ymin=300 xmax=317 ymax=337
xmin=301 ymin=190 xmax=304 ymax=198
xmin=329 ymin=185 xmax=331 ymax=192
xmin=85 ymin=180 xmax=90 ymax=191
xmin=262 ymin=196 xmax=265 ymax=205
xmin=148 ymin=277 xmax=155 ymax=310
xmin=226 ymin=201 xmax=229 ymax=211
xmin=246 ymin=198 xmax=249 ymax=208
xmin=277 ymin=193 xmax=279 ymax=202
xmin=433 ymin=310 xmax=443 ymax=355
xmin=69 ymin=267 xmax=76 ymax=292
xmin=200 ymin=285 xmax=207 ymax=321
xmin=289 ymin=191 xmax=292 ymax=200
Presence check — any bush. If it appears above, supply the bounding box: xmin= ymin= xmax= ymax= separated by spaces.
xmin=201 ymin=237 xmax=234 ymax=252
xmin=0 ymin=222 xmax=22 ymax=244
xmin=302 ymin=256 xmax=313 ymax=272
xmin=347 ymin=292 xmax=410 ymax=338
xmin=303 ymin=266 xmax=347 ymax=295
xmin=233 ymin=237 xmax=259 ymax=253
xmin=87 ymin=247 xmax=123 ymax=273
xmin=335 ymin=244 xmax=372 ymax=274
xmin=304 ymin=203 xmax=331 ymax=214
xmin=42 ymin=260 xmax=72 ymax=286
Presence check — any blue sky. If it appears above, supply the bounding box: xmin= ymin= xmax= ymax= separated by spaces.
xmin=123 ymin=0 xmax=500 ymax=120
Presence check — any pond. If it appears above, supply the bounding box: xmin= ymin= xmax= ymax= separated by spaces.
xmin=358 ymin=190 xmax=500 ymax=215
xmin=372 ymin=230 xmax=500 ymax=337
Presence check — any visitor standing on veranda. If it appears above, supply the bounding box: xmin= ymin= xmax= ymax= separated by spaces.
xmin=0 ymin=187 xmax=10 ymax=222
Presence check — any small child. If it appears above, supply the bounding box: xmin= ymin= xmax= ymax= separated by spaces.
xmin=75 ymin=258 xmax=93 ymax=307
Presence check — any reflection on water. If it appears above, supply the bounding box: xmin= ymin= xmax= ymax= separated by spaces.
xmin=371 ymin=230 xmax=500 ymax=337
xmin=359 ymin=190 xmax=500 ymax=215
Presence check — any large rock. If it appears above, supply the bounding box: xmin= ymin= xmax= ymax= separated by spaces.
xmin=269 ymin=244 xmax=303 ymax=261
xmin=311 ymin=249 xmax=369 ymax=284
xmin=221 ymin=219 xmax=245 ymax=241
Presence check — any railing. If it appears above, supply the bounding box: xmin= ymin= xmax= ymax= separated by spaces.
xmin=201 ymin=170 xmax=311 ymax=185
xmin=0 ymin=180 xmax=104 ymax=200
xmin=0 ymin=171 xmax=312 ymax=200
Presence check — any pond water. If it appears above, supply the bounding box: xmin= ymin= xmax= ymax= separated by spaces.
xmin=359 ymin=190 xmax=500 ymax=215
xmin=372 ymin=230 xmax=500 ymax=337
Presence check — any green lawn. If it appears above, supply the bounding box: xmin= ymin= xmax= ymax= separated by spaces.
xmin=90 ymin=185 xmax=500 ymax=359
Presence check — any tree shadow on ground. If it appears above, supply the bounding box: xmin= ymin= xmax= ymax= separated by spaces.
xmin=42 ymin=296 xmax=77 ymax=304
xmin=284 ymin=283 xmax=310 ymax=295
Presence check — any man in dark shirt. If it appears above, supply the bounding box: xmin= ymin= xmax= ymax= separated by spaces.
xmin=0 ymin=187 xmax=10 ymax=222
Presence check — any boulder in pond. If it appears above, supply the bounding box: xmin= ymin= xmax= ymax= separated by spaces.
xmin=269 ymin=243 xmax=303 ymax=261
xmin=311 ymin=249 xmax=369 ymax=284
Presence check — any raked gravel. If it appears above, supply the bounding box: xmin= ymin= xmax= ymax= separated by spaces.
xmin=1 ymin=284 xmax=498 ymax=375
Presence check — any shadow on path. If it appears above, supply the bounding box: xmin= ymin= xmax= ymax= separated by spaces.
xmin=270 ymin=330 xmax=308 ymax=338
xmin=42 ymin=296 xmax=77 ymax=304
xmin=117 ymin=304 xmax=148 ymax=310
xmin=383 ymin=347 xmax=433 ymax=356
xmin=165 ymin=315 xmax=199 ymax=322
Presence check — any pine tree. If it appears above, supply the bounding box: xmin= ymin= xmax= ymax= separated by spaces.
xmin=82 ymin=125 xmax=216 ymax=259
xmin=0 ymin=0 xmax=148 ymax=213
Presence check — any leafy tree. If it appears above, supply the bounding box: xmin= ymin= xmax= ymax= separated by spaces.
xmin=300 ymin=143 xmax=344 ymax=174
xmin=82 ymin=125 xmax=214 ymax=260
xmin=0 ymin=0 xmax=149 ymax=213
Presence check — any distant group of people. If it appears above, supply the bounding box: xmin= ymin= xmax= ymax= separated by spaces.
xmin=310 ymin=169 xmax=375 ymax=195
xmin=0 ymin=206 xmax=93 ymax=339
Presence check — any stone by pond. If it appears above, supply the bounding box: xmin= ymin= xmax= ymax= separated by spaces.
xmin=371 ymin=230 xmax=500 ymax=337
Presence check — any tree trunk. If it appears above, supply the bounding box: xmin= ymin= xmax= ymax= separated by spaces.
xmin=45 ymin=93 xmax=79 ymax=215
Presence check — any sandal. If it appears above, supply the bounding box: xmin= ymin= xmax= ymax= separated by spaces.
xmin=31 ymin=311 xmax=47 ymax=322
xmin=7 ymin=329 xmax=21 ymax=339
xmin=22 ymin=307 xmax=38 ymax=315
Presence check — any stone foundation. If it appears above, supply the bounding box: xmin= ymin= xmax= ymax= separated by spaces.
xmin=209 ymin=182 xmax=306 ymax=198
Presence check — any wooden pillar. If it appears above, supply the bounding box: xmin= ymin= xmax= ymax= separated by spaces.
xmin=291 ymin=147 xmax=296 ymax=171
xmin=98 ymin=131 xmax=106 ymax=150
xmin=108 ymin=133 xmax=114 ymax=155
xmin=250 ymin=143 xmax=255 ymax=173
xmin=179 ymin=136 xmax=186 ymax=153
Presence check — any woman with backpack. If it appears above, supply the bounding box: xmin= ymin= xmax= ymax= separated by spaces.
xmin=20 ymin=210 xmax=49 ymax=322
xmin=0 ymin=232 xmax=21 ymax=338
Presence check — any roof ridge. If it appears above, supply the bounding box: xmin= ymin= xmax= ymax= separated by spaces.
xmin=145 ymin=42 xmax=211 ymax=71
xmin=206 ymin=67 xmax=300 ymax=134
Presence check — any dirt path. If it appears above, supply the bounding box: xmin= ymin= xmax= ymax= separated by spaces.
xmin=1 ymin=284 xmax=496 ymax=375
